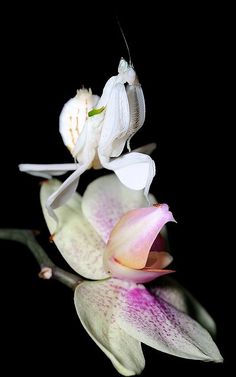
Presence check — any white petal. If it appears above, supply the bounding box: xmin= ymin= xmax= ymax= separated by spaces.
xmin=74 ymin=279 xmax=145 ymax=376
xmin=82 ymin=174 xmax=151 ymax=243
xmin=19 ymin=163 xmax=77 ymax=179
xmin=117 ymin=285 xmax=223 ymax=362
xmin=150 ymin=277 xmax=217 ymax=336
xmin=40 ymin=179 xmax=108 ymax=280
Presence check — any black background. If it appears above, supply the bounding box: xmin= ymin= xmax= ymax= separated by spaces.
xmin=0 ymin=4 xmax=231 ymax=376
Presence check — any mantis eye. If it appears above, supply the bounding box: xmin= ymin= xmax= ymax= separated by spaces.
xmin=118 ymin=57 xmax=129 ymax=73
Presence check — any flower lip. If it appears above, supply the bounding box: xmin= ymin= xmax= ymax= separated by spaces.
xmin=105 ymin=204 xmax=176 ymax=283
xmin=107 ymin=256 xmax=175 ymax=283
xmin=143 ymin=251 xmax=173 ymax=270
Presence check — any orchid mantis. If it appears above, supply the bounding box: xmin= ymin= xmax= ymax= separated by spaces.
xmin=19 ymin=58 xmax=156 ymax=221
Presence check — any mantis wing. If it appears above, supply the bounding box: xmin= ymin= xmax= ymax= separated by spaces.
xmin=98 ymin=81 xmax=130 ymax=158
xmin=126 ymin=83 xmax=146 ymax=151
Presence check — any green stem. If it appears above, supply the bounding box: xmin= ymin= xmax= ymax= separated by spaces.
xmin=52 ymin=267 xmax=82 ymax=290
xmin=0 ymin=228 xmax=83 ymax=289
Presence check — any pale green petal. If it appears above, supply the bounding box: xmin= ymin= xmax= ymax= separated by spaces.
xmin=40 ymin=179 xmax=108 ymax=280
xmin=150 ymin=277 xmax=217 ymax=336
xmin=82 ymin=174 xmax=154 ymax=243
xmin=74 ymin=279 xmax=145 ymax=376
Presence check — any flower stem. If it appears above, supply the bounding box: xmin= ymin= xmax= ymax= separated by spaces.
xmin=0 ymin=228 xmax=83 ymax=289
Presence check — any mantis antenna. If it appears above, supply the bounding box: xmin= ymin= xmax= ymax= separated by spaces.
xmin=116 ymin=18 xmax=132 ymax=66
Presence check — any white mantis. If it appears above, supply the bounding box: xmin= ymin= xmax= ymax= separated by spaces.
xmin=19 ymin=58 xmax=156 ymax=221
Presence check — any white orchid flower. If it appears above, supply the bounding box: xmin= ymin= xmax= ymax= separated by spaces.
xmin=19 ymin=58 xmax=156 ymax=221
xmin=40 ymin=174 xmax=222 ymax=376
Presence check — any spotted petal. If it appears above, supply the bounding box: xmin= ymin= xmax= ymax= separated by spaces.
xmin=117 ymin=285 xmax=223 ymax=362
xmin=149 ymin=277 xmax=217 ymax=336
xmin=82 ymin=174 xmax=155 ymax=243
xmin=40 ymin=179 xmax=108 ymax=280
xmin=74 ymin=279 xmax=145 ymax=376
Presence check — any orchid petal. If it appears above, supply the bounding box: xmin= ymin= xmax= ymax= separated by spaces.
xmin=74 ymin=279 xmax=145 ymax=376
xmin=151 ymin=232 xmax=168 ymax=251
xmin=82 ymin=174 xmax=153 ymax=243
xmin=40 ymin=179 xmax=108 ymax=280
xmin=19 ymin=163 xmax=77 ymax=179
xmin=150 ymin=277 xmax=217 ymax=336
xmin=117 ymin=285 xmax=223 ymax=362
xmin=99 ymin=151 xmax=156 ymax=198
xmin=105 ymin=257 xmax=173 ymax=283
xmin=145 ymin=251 xmax=173 ymax=269
xmin=106 ymin=204 xmax=175 ymax=270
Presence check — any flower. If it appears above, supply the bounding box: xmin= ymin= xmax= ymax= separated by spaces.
xmin=104 ymin=203 xmax=175 ymax=283
xmin=19 ymin=58 xmax=156 ymax=221
xmin=40 ymin=174 xmax=222 ymax=376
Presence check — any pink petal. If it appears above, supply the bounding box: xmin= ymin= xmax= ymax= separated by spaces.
xmin=82 ymin=174 xmax=153 ymax=243
xmin=151 ymin=232 xmax=167 ymax=251
xmin=150 ymin=277 xmax=217 ymax=337
xmin=106 ymin=256 xmax=174 ymax=283
xmin=106 ymin=204 xmax=176 ymax=270
xmin=117 ymin=286 xmax=223 ymax=362
xmin=144 ymin=251 xmax=173 ymax=269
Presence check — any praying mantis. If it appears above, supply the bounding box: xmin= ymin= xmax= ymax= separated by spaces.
xmin=19 ymin=57 xmax=156 ymax=222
